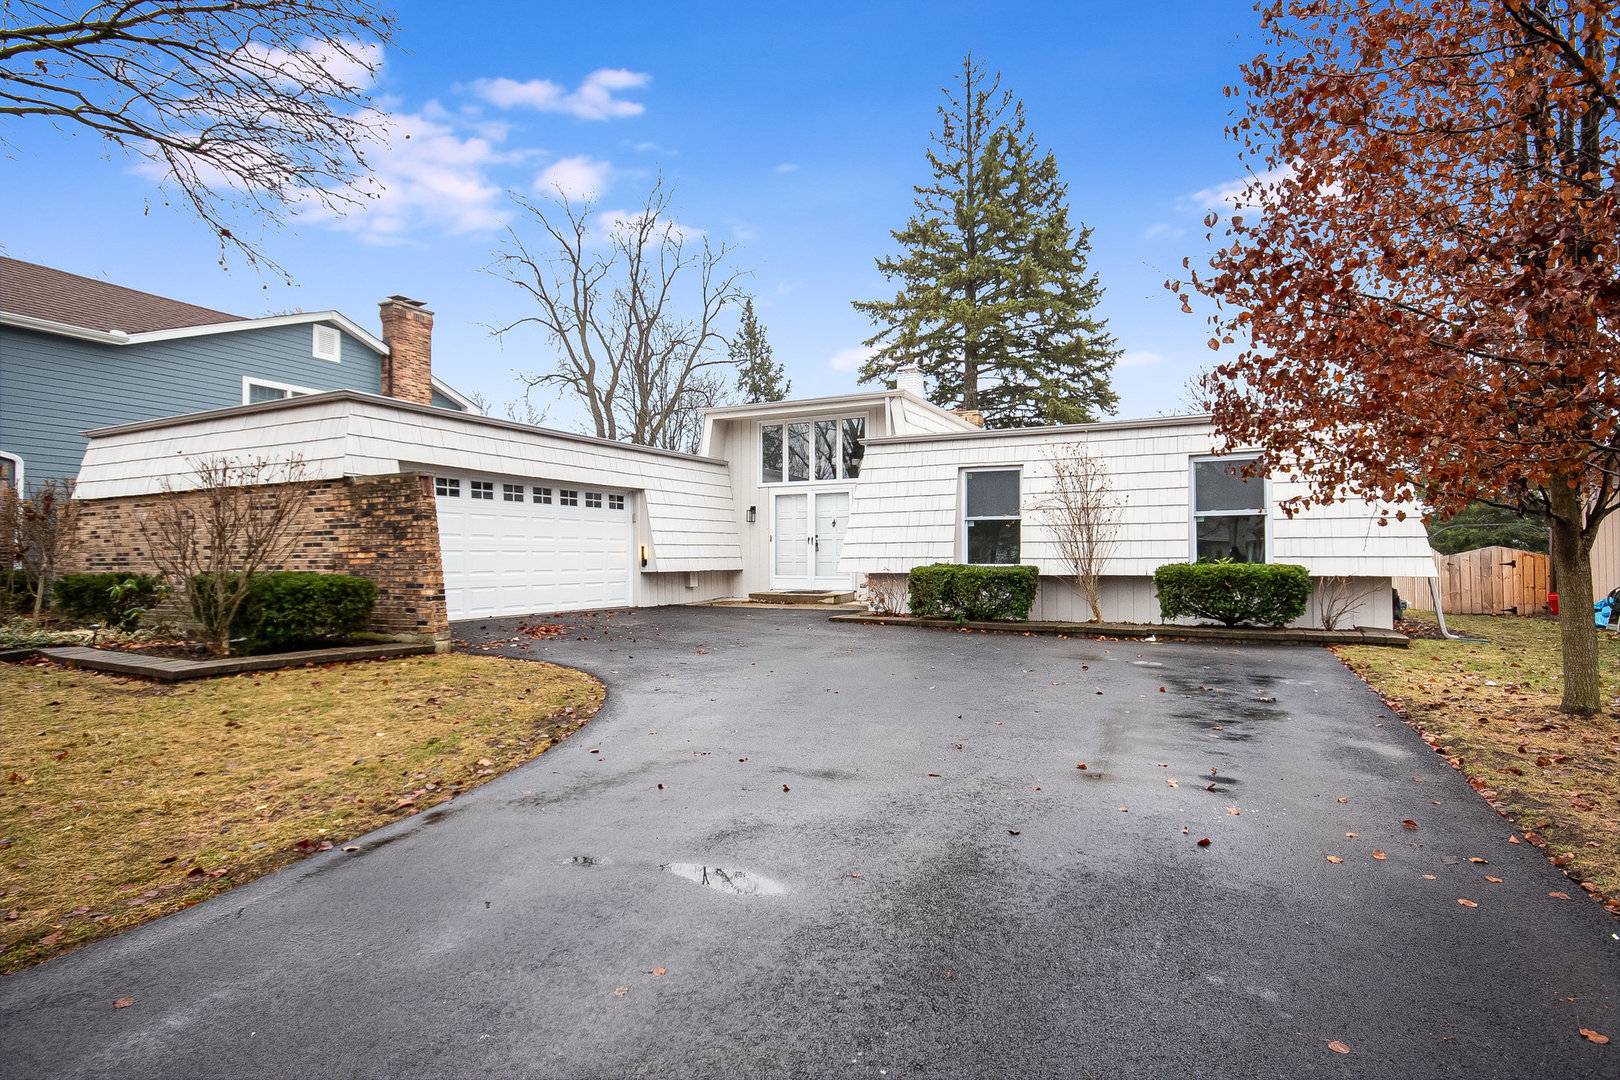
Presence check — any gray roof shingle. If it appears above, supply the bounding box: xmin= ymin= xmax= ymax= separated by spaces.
xmin=0 ymin=257 xmax=245 ymax=334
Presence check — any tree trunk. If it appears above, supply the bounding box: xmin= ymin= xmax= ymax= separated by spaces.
xmin=1547 ymin=482 xmax=1601 ymax=716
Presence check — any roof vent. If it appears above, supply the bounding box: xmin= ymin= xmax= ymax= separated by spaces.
xmin=895 ymin=365 xmax=926 ymax=397
xmin=312 ymin=323 xmax=341 ymax=362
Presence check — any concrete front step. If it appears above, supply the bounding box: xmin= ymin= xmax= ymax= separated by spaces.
xmin=748 ymin=590 xmax=858 ymax=606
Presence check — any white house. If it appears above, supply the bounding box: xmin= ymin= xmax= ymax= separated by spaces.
xmin=66 ymin=367 xmax=1435 ymax=636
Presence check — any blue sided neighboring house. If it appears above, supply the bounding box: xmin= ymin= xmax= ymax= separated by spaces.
xmin=0 ymin=257 xmax=477 ymax=487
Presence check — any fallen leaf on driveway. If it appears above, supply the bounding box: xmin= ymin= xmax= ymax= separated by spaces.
xmin=1338 ymin=797 xmax=1348 ymax=804
xmin=1580 ymin=1029 xmax=1610 ymax=1044
xmin=1076 ymin=763 xmax=1087 ymax=770
xmin=342 ymin=846 xmax=359 ymax=852
xmin=1118 ymin=807 xmax=1128 ymax=812
xmin=1423 ymin=874 xmax=1437 ymax=879
xmin=1485 ymin=876 xmax=1503 ymax=883
xmin=1509 ymin=835 xmax=1522 ymax=844
xmin=1402 ymin=819 xmax=1419 ymax=829
xmin=1372 ymin=850 xmax=1387 ymax=860
xmin=113 ymin=998 xmax=135 ymax=1009
xmin=1182 ymin=826 xmax=1189 ymax=834
xmin=1468 ymin=857 xmax=1488 ymax=864
xmin=1227 ymin=807 xmax=1240 ymax=816
xmin=1346 ymin=832 xmax=1358 ymax=838
xmin=1457 ymin=898 xmax=1478 ymax=908
xmin=1326 ymin=856 xmax=1344 ymax=864
xmin=1166 ymin=778 xmax=1178 ymax=787
xmin=1549 ymin=891 xmax=1572 ymax=900
xmin=1326 ymin=1040 xmax=1350 ymax=1054
xmin=782 ymin=785 xmax=790 ymax=792
xmin=649 ymin=968 xmax=666 ymax=976
xmin=1008 ymin=830 xmax=1021 ymax=836
xmin=613 ymin=987 xmax=628 ymax=996
xmin=1196 ymin=837 xmax=1211 ymax=846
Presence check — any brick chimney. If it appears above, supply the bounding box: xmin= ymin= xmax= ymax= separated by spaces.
xmin=378 ymin=295 xmax=434 ymax=405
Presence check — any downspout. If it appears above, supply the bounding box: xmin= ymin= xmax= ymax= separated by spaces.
xmin=1427 ymin=553 xmax=1463 ymax=640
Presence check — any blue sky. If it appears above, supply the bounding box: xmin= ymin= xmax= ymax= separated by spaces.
xmin=3 ymin=1 xmax=1269 ymax=427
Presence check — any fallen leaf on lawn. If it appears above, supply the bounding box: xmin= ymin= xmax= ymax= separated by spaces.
xmin=112 ymin=998 xmax=135 ymax=1009
xmin=1196 ymin=837 xmax=1211 ymax=846
xmin=649 ymin=967 xmax=666 ymax=976
xmin=477 ymin=758 xmax=494 ymax=767
xmin=1402 ymin=819 xmax=1418 ymax=829
xmin=39 ymin=932 xmax=61 ymax=945
xmin=394 ymin=797 xmax=415 ymax=809
xmin=1326 ymin=1041 xmax=1350 ymax=1054
xmin=1549 ymin=891 xmax=1572 ymax=900
xmin=1326 ymin=856 xmax=1344 ymax=864
xmin=1468 ymin=857 xmax=1488 ymax=865
xmin=1580 ymin=1029 xmax=1610 ymax=1045
xmin=1373 ymin=850 xmax=1387 ymax=860
xmin=1457 ymin=898 xmax=1478 ymax=908
xmin=1486 ymin=876 xmax=1503 ymax=883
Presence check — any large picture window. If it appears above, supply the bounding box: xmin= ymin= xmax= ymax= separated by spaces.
xmin=963 ymin=468 xmax=1021 ymax=564
xmin=1192 ymin=457 xmax=1266 ymax=563
xmin=760 ymin=416 xmax=866 ymax=484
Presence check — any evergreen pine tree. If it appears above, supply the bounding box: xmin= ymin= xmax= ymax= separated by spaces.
xmin=853 ymin=54 xmax=1119 ymax=428
xmin=730 ymin=297 xmax=790 ymax=402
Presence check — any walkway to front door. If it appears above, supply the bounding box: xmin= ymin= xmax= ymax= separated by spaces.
xmin=772 ymin=488 xmax=849 ymax=588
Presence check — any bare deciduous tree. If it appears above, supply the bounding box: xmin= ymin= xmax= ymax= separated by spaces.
xmin=1312 ymin=575 xmax=1364 ymax=632
xmin=0 ymin=1 xmax=398 ymax=275
xmin=140 ymin=455 xmax=311 ymax=656
xmin=11 ymin=478 xmax=78 ymax=620
xmin=488 ymin=179 xmax=746 ymax=453
xmin=1038 ymin=442 xmax=1118 ymax=622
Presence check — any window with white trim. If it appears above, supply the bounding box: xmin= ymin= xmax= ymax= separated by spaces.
xmin=0 ymin=452 xmax=23 ymax=492
xmin=560 ymin=489 xmax=579 ymax=507
xmin=533 ymin=486 xmax=552 ymax=504
xmin=243 ymin=377 xmax=317 ymax=405
xmin=962 ymin=468 xmax=1021 ymax=564
xmin=471 ymin=480 xmax=494 ymax=500
xmin=1191 ymin=456 xmax=1266 ymax=563
xmin=760 ymin=415 xmax=865 ymax=484
xmin=502 ymin=483 xmax=523 ymax=502
xmin=434 ymin=477 xmax=460 ymax=497
xmin=607 ymin=493 xmax=625 ymax=511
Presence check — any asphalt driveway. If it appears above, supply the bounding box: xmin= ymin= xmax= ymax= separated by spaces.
xmin=3 ymin=606 xmax=1616 ymax=1079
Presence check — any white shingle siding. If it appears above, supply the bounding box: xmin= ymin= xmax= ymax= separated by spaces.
xmin=76 ymin=393 xmax=742 ymax=572
xmin=839 ymin=418 xmax=1437 ymax=582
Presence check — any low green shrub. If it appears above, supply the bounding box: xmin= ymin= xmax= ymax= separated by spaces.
xmin=1153 ymin=562 xmax=1311 ymax=627
xmin=0 ymin=570 xmax=39 ymax=615
xmin=908 ymin=563 xmax=1040 ymax=622
xmin=53 ymin=573 xmax=167 ymax=630
xmin=220 ymin=572 xmax=378 ymax=655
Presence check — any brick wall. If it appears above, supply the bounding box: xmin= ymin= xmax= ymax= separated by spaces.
xmin=61 ymin=473 xmax=449 ymax=641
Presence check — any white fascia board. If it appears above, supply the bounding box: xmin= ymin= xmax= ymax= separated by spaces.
xmin=861 ymin=412 xmax=1216 ymax=446
xmin=702 ymin=388 xmax=980 ymax=429
xmin=2 ymin=309 xmax=389 ymax=354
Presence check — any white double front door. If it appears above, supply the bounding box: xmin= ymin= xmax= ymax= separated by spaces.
xmin=772 ymin=489 xmax=850 ymax=588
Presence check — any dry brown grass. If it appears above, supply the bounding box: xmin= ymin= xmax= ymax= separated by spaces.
xmin=1335 ymin=614 xmax=1619 ymax=915
xmin=0 ymin=653 xmax=602 ymax=973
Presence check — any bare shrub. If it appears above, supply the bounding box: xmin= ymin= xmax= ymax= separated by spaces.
xmin=13 ymin=479 xmax=78 ymax=621
xmin=1313 ymin=575 xmax=1365 ymax=631
xmin=861 ymin=572 xmax=909 ymax=615
xmin=1038 ymin=443 xmax=1119 ymax=621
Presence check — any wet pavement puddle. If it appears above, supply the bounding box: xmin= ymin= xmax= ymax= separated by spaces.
xmin=662 ymin=862 xmax=785 ymax=896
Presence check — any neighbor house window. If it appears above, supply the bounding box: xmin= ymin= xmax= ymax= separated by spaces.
xmin=243 ymin=377 xmax=316 ymax=404
xmin=1192 ymin=456 xmax=1266 ymax=563
xmin=963 ymin=468 xmax=1021 ymax=564
xmin=533 ymin=486 xmax=552 ymax=504
xmin=471 ymin=480 xmax=494 ymax=500
xmin=761 ymin=416 xmax=868 ymax=483
xmin=434 ymin=477 xmax=460 ymax=497
xmin=585 ymin=492 xmax=603 ymax=509
xmin=607 ymin=493 xmax=625 ymax=510
xmin=560 ymin=489 xmax=579 ymax=507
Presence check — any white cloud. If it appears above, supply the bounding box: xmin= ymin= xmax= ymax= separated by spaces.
xmin=627 ymin=139 xmax=673 ymax=154
xmin=1143 ymin=222 xmax=1185 ymax=240
xmin=241 ymin=37 xmax=384 ymax=93
xmin=829 ymin=346 xmax=873 ymax=373
xmin=473 ymin=69 xmax=650 ymax=120
xmin=1117 ymin=350 xmax=1164 ymax=368
xmin=1184 ymin=163 xmax=1314 ymax=214
xmin=535 ymin=155 xmax=611 ymax=200
xmin=774 ymin=162 xmax=799 ymax=174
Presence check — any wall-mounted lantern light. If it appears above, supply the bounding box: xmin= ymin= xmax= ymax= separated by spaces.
xmin=639 ymin=544 xmax=648 ymax=568
xmin=746 ymin=505 xmax=756 ymax=523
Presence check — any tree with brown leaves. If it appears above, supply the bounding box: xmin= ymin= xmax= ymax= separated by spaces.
xmin=1183 ymin=0 xmax=1619 ymax=715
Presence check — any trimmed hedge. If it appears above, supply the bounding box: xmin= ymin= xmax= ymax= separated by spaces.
xmin=908 ymin=563 xmax=1040 ymax=622
xmin=1153 ymin=562 xmax=1311 ymax=627
xmin=193 ymin=572 xmax=378 ymax=655
xmin=53 ymin=573 xmax=166 ymax=629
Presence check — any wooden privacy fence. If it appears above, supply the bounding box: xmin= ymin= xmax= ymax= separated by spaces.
xmin=1394 ymin=545 xmax=1549 ymax=616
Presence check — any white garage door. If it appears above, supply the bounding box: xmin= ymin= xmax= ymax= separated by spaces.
xmin=434 ymin=476 xmax=633 ymax=619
